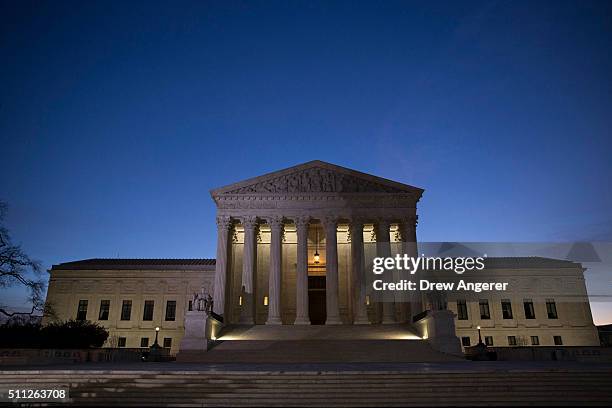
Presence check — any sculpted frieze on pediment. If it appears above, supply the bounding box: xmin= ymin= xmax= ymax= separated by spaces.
xmin=223 ymin=167 xmax=407 ymax=194
xmin=217 ymin=200 xmax=278 ymax=209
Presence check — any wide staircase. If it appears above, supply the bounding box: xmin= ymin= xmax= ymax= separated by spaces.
xmin=1 ymin=365 xmax=611 ymax=406
xmin=177 ymin=324 xmax=463 ymax=363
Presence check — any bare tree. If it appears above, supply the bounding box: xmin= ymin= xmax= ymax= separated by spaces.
xmin=0 ymin=201 xmax=47 ymax=318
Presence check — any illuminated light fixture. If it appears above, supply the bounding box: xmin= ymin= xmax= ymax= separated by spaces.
xmin=314 ymin=227 xmax=320 ymax=264
xmin=263 ymin=296 xmax=269 ymax=306
xmin=366 ymin=295 xmax=371 ymax=306
xmin=152 ymin=326 xmax=160 ymax=348
xmin=239 ymin=296 xmax=243 ymax=306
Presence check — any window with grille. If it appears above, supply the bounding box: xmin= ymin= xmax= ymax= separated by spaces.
xmin=143 ymin=300 xmax=154 ymax=321
xmin=457 ymin=300 xmax=468 ymax=320
xmin=76 ymin=300 xmax=88 ymax=321
xmin=121 ymin=300 xmax=132 ymax=320
xmin=98 ymin=300 xmax=110 ymax=320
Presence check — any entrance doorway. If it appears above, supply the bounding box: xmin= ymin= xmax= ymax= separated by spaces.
xmin=308 ymin=276 xmax=326 ymax=325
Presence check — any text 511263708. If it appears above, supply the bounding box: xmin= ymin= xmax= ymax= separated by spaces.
xmin=2 ymin=388 xmax=69 ymax=403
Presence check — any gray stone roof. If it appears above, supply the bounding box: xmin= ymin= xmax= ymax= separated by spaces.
xmin=482 ymin=257 xmax=579 ymax=269
xmin=51 ymin=258 xmax=216 ymax=271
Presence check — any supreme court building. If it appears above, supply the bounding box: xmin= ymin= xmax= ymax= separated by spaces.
xmin=44 ymin=161 xmax=600 ymax=355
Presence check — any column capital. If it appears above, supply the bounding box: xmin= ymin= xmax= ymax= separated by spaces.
xmin=400 ymin=215 xmax=418 ymax=226
xmin=398 ymin=215 xmax=418 ymax=241
xmin=216 ymin=215 xmax=233 ymax=230
xmin=348 ymin=216 xmax=367 ymax=230
xmin=322 ymin=215 xmax=339 ymax=229
xmin=294 ymin=216 xmax=311 ymax=229
xmin=266 ymin=216 xmax=285 ymax=230
xmin=241 ymin=215 xmax=259 ymax=230
xmin=375 ymin=217 xmax=392 ymax=230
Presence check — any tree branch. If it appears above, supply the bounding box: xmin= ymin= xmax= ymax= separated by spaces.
xmin=0 ymin=305 xmax=36 ymax=318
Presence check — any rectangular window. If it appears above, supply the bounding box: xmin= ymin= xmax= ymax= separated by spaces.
xmin=546 ymin=299 xmax=558 ymax=319
xmin=98 ymin=300 xmax=110 ymax=320
xmin=531 ymin=336 xmax=540 ymax=345
xmin=461 ymin=336 xmax=471 ymax=347
xmin=140 ymin=337 xmax=149 ymax=348
xmin=554 ymin=335 xmax=563 ymax=345
xmin=163 ymin=338 xmax=172 ymax=348
xmin=121 ymin=300 xmax=132 ymax=321
xmin=501 ymin=299 xmax=513 ymax=319
xmin=165 ymin=300 xmax=176 ymax=321
xmin=523 ymin=299 xmax=536 ymax=319
xmin=143 ymin=300 xmax=154 ymax=321
xmin=457 ymin=300 xmax=468 ymax=320
xmin=485 ymin=336 xmax=494 ymax=346
xmin=118 ymin=337 xmax=126 ymax=348
xmin=479 ymin=299 xmax=490 ymax=320
xmin=508 ymin=336 xmax=517 ymax=346
xmin=188 ymin=300 xmax=193 ymax=312
xmin=76 ymin=300 xmax=88 ymax=321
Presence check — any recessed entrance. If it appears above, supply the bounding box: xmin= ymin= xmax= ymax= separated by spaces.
xmin=308 ymin=275 xmax=326 ymax=325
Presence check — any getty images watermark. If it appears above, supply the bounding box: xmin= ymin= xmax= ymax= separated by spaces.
xmin=364 ymin=242 xmax=612 ymax=301
xmin=371 ymin=254 xmax=509 ymax=293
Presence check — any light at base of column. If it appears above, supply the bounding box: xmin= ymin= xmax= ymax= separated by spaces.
xmin=265 ymin=317 xmax=283 ymax=325
xmin=293 ymin=317 xmax=311 ymax=325
xmin=325 ymin=317 xmax=343 ymax=325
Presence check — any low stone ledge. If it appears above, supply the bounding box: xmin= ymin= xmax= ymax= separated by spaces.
xmin=489 ymin=346 xmax=612 ymax=362
xmin=0 ymin=348 xmax=153 ymax=366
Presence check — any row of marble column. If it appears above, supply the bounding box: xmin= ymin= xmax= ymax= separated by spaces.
xmin=212 ymin=215 xmax=418 ymax=325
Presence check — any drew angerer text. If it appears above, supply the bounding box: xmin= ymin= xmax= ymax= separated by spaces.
xmin=372 ymin=279 xmax=509 ymax=293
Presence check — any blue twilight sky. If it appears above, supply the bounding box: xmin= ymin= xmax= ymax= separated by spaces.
xmin=1 ymin=1 xmax=611 ymax=322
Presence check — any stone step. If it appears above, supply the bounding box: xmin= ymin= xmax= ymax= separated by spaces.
xmin=4 ymin=378 xmax=610 ymax=387
xmin=2 ymin=376 xmax=610 ymax=385
xmin=2 ymin=374 xmax=609 ymax=379
xmin=60 ymin=395 xmax=612 ymax=406
xmin=63 ymin=390 xmax=610 ymax=398
xmin=2 ymin=372 xmax=608 ymax=379
xmin=178 ymin=339 xmax=464 ymax=363
xmin=2 ymin=369 xmax=610 ymax=406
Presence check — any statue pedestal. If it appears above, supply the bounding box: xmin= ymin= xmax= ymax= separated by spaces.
xmin=180 ymin=311 xmax=214 ymax=352
xmin=414 ymin=309 xmax=463 ymax=356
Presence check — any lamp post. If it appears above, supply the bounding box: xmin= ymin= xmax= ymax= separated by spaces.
xmin=153 ymin=326 xmax=160 ymax=347
xmin=466 ymin=325 xmax=491 ymax=361
xmin=149 ymin=326 xmax=161 ymax=362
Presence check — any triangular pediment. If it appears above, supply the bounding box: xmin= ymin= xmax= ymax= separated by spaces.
xmin=210 ymin=160 xmax=424 ymax=196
